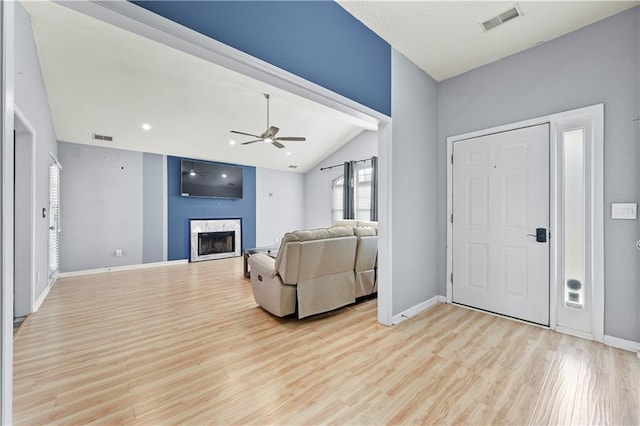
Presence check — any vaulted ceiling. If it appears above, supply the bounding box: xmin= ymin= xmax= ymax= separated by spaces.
xmin=22 ymin=1 xmax=376 ymax=173
xmin=22 ymin=1 xmax=638 ymax=175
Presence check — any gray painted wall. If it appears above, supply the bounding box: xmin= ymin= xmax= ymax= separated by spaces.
xmin=59 ymin=142 xmax=144 ymax=271
xmin=13 ymin=119 xmax=34 ymax=317
xmin=142 ymin=153 xmax=165 ymax=263
xmin=256 ymin=168 xmax=304 ymax=246
xmin=15 ymin=3 xmax=58 ymax=301
xmin=304 ymin=130 xmax=377 ymax=229
xmin=438 ymin=7 xmax=640 ymax=341
xmin=391 ymin=50 xmax=439 ymax=315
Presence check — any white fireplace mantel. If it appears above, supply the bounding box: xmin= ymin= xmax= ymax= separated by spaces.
xmin=190 ymin=219 xmax=242 ymax=262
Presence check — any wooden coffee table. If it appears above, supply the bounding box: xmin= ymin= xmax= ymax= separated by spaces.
xmin=243 ymin=245 xmax=279 ymax=278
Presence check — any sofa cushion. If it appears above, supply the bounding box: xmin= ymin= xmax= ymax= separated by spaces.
xmin=327 ymin=226 xmax=355 ymax=238
xmin=333 ymin=219 xmax=358 ymax=227
xmin=354 ymin=226 xmax=376 ymax=237
xmin=294 ymin=228 xmax=331 ymax=241
xmin=357 ymin=220 xmax=378 ymax=229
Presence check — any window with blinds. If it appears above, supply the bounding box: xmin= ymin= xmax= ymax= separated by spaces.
xmin=49 ymin=160 xmax=61 ymax=280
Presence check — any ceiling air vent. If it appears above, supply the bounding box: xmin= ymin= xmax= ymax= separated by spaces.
xmin=92 ymin=133 xmax=113 ymax=142
xmin=481 ymin=5 xmax=523 ymax=32
xmin=288 ymin=165 xmax=298 ymax=169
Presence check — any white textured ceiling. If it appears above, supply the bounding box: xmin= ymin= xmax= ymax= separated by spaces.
xmin=22 ymin=2 xmax=375 ymax=173
xmin=338 ymin=1 xmax=639 ymax=81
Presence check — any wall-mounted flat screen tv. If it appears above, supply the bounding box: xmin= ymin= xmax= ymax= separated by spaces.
xmin=181 ymin=159 xmax=243 ymax=199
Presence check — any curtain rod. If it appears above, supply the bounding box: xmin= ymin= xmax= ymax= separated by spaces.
xmin=320 ymin=157 xmax=372 ymax=171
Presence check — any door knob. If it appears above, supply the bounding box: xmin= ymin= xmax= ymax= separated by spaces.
xmin=526 ymin=228 xmax=547 ymax=243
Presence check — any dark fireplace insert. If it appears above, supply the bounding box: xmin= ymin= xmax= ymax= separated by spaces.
xmin=198 ymin=231 xmax=236 ymax=256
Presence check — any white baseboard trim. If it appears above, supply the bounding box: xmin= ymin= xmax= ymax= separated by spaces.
xmin=391 ymin=295 xmax=441 ymax=325
xmin=603 ymin=335 xmax=640 ymax=354
xmin=555 ymin=325 xmax=594 ymax=341
xmin=436 ymin=295 xmax=447 ymax=303
xmin=58 ymin=259 xmax=189 ymax=278
xmin=32 ymin=283 xmax=51 ymax=312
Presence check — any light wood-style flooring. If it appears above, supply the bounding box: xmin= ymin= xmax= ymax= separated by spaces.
xmin=13 ymin=258 xmax=640 ymax=425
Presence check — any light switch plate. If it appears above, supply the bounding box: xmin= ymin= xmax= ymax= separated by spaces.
xmin=611 ymin=203 xmax=637 ymax=220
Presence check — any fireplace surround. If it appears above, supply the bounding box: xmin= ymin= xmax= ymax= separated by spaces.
xmin=190 ymin=219 xmax=242 ymax=262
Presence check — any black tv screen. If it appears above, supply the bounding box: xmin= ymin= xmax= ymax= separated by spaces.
xmin=181 ymin=159 xmax=243 ymax=199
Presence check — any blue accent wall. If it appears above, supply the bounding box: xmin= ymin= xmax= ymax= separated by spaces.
xmin=132 ymin=1 xmax=391 ymax=116
xmin=167 ymin=156 xmax=256 ymax=260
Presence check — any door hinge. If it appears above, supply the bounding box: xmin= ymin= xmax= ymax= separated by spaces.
xmin=450 ymin=272 xmax=453 ymax=283
xmin=451 ymin=154 xmax=454 ymax=164
xmin=450 ymin=213 xmax=453 ymax=223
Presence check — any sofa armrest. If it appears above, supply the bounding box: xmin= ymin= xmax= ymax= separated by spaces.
xmin=247 ymin=253 xmax=277 ymax=278
xmin=248 ymin=253 xmax=296 ymax=317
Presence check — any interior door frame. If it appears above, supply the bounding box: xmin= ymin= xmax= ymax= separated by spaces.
xmin=0 ymin=1 xmax=14 ymax=422
xmin=446 ymin=104 xmax=604 ymax=342
xmin=56 ymin=1 xmax=395 ymax=326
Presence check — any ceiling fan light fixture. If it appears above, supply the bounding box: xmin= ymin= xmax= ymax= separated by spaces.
xmin=230 ymin=93 xmax=306 ymax=149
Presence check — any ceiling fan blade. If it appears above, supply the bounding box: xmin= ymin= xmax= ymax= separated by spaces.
xmin=261 ymin=126 xmax=280 ymax=140
xmin=276 ymin=137 xmax=306 ymax=141
xmin=241 ymin=139 xmax=263 ymax=145
xmin=231 ymin=130 xmax=261 ymax=138
xmin=271 ymin=141 xmax=285 ymax=149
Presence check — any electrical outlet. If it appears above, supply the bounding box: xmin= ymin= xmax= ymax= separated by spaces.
xmin=115 ymin=249 xmax=123 ymax=257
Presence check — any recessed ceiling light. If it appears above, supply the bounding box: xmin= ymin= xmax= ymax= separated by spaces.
xmin=222 ymin=174 xmax=227 ymax=178
xmin=286 ymin=152 xmax=292 ymax=156
xmin=142 ymin=123 xmax=151 ymax=131
xmin=229 ymin=140 xmax=236 ymax=145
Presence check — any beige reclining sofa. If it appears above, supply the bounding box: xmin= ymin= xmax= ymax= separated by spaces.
xmin=249 ymin=223 xmax=377 ymax=318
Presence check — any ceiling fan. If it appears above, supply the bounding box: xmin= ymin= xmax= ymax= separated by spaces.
xmin=231 ymin=93 xmax=306 ymax=149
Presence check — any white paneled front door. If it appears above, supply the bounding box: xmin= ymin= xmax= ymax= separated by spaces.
xmin=452 ymin=124 xmax=550 ymax=325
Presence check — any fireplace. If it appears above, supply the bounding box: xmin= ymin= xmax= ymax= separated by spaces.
xmin=190 ymin=219 xmax=242 ymax=262
xmin=198 ymin=231 xmax=235 ymax=256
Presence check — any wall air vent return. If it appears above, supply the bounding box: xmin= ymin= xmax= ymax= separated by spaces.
xmin=92 ymin=133 xmax=113 ymax=142
xmin=481 ymin=5 xmax=523 ymax=31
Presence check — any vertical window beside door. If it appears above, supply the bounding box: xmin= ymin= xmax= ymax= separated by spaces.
xmin=563 ymin=128 xmax=585 ymax=309
xmin=48 ymin=159 xmax=60 ymax=282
